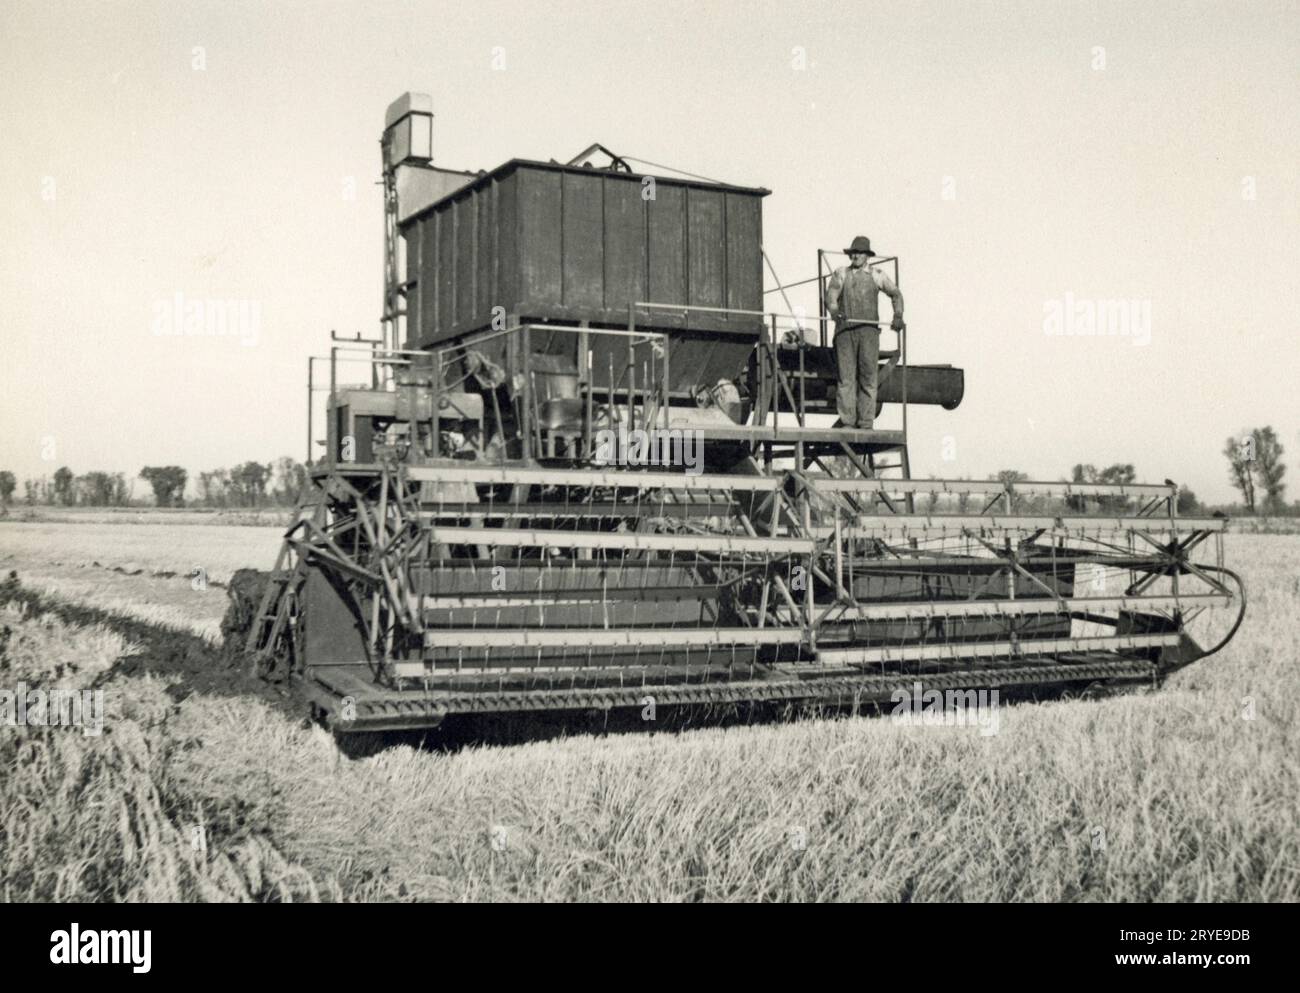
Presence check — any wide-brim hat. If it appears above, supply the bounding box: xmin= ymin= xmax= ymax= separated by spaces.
xmin=843 ymin=235 xmax=875 ymax=256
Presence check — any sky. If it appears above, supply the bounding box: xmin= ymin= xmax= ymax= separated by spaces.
xmin=1 ymin=0 xmax=1297 ymax=504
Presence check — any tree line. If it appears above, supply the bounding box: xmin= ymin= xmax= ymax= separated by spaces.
xmin=0 ymin=426 xmax=1290 ymax=512
xmin=963 ymin=424 xmax=1290 ymax=515
xmin=3 ymin=469 xmax=134 ymax=508
xmin=973 ymin=464 xmax=1202 ymax=514
xmin=0 ymin=458 xmax=310 ymax=509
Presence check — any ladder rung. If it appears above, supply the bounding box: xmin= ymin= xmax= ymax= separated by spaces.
xmin=403 ymin=465 xmax=780 ymax=492
xmin=811 ymin=514 xmax=1226 ymax=536
xmin=816 ymin=632 xmax=1180 ymax=665
xmin=428 ymin=526 xmax=814 ymax=556
xmin=801 ymin=592 xmax=1230 ymax=621
xmin=423 ymin=626 xmax=804 ymax=649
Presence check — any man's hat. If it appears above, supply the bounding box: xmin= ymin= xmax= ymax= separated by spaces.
xmin=844 ymin=235 xmax=875 ymax=256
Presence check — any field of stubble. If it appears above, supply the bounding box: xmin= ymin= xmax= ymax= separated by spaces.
xmin=0 ymin=515 xmax=1296 ymax=902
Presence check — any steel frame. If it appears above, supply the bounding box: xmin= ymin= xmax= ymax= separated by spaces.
xmin=257 ymin=263 xmax=1242 ymax=727
xmin=249 ymin=458 xmax=1241 ymax=706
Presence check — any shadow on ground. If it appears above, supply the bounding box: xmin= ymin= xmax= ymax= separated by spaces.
xmin=0 ymin=570 xmax=297 ymax=718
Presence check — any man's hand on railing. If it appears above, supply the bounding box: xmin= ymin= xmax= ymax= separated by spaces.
xmin=891 ymin=315 xmax=906 ymax=332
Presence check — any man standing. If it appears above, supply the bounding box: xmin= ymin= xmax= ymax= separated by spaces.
xmin=824 ymin=236 xmax=905 ymax=429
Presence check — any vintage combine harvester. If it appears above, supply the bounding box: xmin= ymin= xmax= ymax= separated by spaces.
xmin=237 ymin=93 xmax=1244 ymax=735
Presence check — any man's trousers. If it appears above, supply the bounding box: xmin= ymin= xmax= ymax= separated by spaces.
xmin=834 ymin=323 xmax=880 ymax=429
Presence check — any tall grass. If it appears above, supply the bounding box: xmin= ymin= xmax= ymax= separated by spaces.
xmin=0 ymin=586 xmax=322 ymax=901
xmin=0 ymin=528 xmax=1296 ymax=902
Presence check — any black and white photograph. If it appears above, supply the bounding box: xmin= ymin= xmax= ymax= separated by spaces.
xmin=0 ymin=0 xmax=1295 ymax=962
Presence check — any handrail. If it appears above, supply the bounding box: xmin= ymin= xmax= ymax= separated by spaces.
xmin=306 ymin=345 xmax=431 ymax=461
xmin=634 ymin=300 xmax=831 ymax=330
xmin=808 ymin=477 xmax=1177 ymax=497
xmin=429 ymin=320 xmax=666 ymax=360
xmin=805 ymin=476 xmax=1180 ymax=538
xmin=764 ymin=255 xmax=902 ymax=299
xmin=423 ymin=320 xmax=674 ymax=461
xmin=309 ymin=285 xmax=912 ymax=467
xmin=631 ymin=298 xmax=908 ymax=470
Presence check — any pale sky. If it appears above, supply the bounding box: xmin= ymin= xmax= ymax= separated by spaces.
xmin=2 ymin=0 xmax=1297 ymax=503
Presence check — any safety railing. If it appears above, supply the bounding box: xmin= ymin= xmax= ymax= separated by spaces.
xmin=630 ymin=300 xmax=909 ymax=462
xmin=308 ymin=293 xmax=911 ymax=468
xmin=431 ymin=321 xmax=670 ymax=462
xmin=305 ymin=342 xmax=425 ymax=464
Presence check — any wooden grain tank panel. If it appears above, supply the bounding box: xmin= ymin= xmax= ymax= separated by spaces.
xmin=646 ymin=184 xmax=686 ymax=311
xmin=401 ymin=160 xmax=769 ymax=350
xmin=603 ymin=177 xmax=646 ymax=312
xmin=686 ymin=187 xmax=725 ymax=309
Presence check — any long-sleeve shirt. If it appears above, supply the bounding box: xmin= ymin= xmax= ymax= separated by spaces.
xmin=825 ymin=265 xmax=904 ymax=326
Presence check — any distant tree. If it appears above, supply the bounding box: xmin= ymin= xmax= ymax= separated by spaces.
xmin=987 ymin=470 xmax=1030 ymax=510
xmin=197 ymin=468 xmax=231 ymax=507
xmin=77 ymin=471 xmax=118 ymax=506
xmin=1101 ymin=464 xmax=1136 ymax=487
xmin=271 ymin=456 xmax=309 ymax=506
xmin=111 ymin=472 xmax=131 ymax=506
xmin=229 ymin=461 xmax=272 ymax=507
xmin=22 ymin=479 xmax=37 ymax=506
xmin=0 ymin=471 xmax=15 ymax=506
xmin=139 ymin=466 xmax=188 ymax=508
xmin=1224 ymin=427 xmax=1285 ymax=513
xmin=1069 ymin=462 xmax=1136 ymax=511
xmin=53 ymin=466 xmax=75 ymax=506
xmin=1176 ymin=487 xmax=1200 ymax=514
xmin=1252 ymin=427 xmax=1286 ymax=513
xmin=1098 ymin=463 xmax=1136 ymax=511
xmin=1223 ymin=435 xmax=1255 ymax=512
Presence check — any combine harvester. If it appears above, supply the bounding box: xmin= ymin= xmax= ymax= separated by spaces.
xmin=237 ymin=93 xmax=1245 ymax=735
